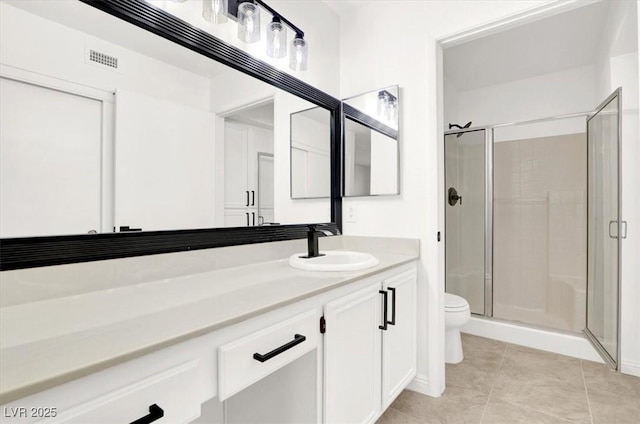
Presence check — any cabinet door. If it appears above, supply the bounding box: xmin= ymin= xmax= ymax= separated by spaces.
xmin=382 ymin=269 xmax=417 ymax=408
xmin=224 ymin=122 xmax=249 ymax=209
xmin=324 ymin=283 xmax=382 ymax=424
xmin=224 ymin=209 xmax=250 ymax=227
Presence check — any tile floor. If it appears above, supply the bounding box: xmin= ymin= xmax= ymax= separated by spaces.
xmin=378 ymin=334 xmax=640 ymax=424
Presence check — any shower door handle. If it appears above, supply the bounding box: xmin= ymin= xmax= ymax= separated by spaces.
xmin=609 ymin=220 xmax=618 ymax=239
xmin=610 ymin=220 xmax=628 ymax=239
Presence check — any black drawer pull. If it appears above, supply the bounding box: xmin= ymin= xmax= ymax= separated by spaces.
xmin=253 ymin=334 xmax=306 ymax=362
xmin=387 ymin=287 xmax=396 ymax=326
xmin=379 ymin=290 xmax=388 ymax=331
xmin=130 ymin=404 xmax=164 ymax=424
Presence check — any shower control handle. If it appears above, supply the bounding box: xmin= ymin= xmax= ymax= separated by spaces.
xmin=448 ymin=187 xmax=462 ymax=206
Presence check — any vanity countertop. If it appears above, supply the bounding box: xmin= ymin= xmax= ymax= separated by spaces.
xmin=0 ymin=237 xmax=419 ymax=404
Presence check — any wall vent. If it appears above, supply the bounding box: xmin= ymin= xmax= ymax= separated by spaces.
xmin=88 ymin=49 xmax=119 ymax=69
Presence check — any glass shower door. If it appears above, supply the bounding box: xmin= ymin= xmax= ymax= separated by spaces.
xmin=585 ymin=88 xmax=622 ymax=369
xmin=445 ymin=129 xmax=489 ymax=315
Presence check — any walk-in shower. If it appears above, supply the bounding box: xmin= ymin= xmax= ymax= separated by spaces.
xmin=444 ymin=89 xmax=623 ymax=369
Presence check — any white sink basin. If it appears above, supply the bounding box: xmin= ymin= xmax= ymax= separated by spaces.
xmin=289 ymin=251 xmax=379 ymax=272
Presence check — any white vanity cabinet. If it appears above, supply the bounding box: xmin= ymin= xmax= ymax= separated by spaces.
xmin=1 ymin=262 xmax=417 ymax=424
xmin=324 ymin=267 xmax=417 ymax=424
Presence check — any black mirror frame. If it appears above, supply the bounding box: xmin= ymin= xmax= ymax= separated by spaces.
xmin=0 ymin=0 xmax=342 ymax=271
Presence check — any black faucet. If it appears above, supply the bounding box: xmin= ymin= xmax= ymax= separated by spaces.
xmin=300 ymin=224 xmax=336 ymax=258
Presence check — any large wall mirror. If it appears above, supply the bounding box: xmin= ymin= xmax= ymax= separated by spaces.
xmin=343 ymin=85 xmax=400 ymax=197
xmin=0 ymin=0 xmax=340 ymax=270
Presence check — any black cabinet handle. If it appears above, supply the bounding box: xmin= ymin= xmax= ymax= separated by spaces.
xmin=253 ymin=334 xmax=306 ymax=362
xmin=246 ymin=212 xmax=249 ymax=226
xmin=130 ymin=404 xmax=164 ymax=424
xmin=119 ymin=226 xmax=142 ymax=232
xmin=379 ymin=290 xmax=388 ymax=331
xmin=251 ymin=190 xmax=255 ymax=206
xmin=387 ymin=287 xmax=396 ymax=326
xmin=252 ymin=212 xmax=255 ymax=226
xmin=246 ymin=191 xmax=250 ymax=207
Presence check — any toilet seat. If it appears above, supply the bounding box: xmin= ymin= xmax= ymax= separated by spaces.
xmin=445 ymin=293 xmax=469 ymax=310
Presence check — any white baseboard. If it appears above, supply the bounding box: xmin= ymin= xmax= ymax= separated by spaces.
xmin=406 ymin=374 xmax=441 ymax=398
xmin=463 ymin=317 xmax=604 ymax=363
xmin=621 ymin=360 xmax=640 ymax=377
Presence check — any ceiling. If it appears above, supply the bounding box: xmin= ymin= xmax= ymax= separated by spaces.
xmin=444 ymin=1 xmax=612 ymax=91
xmin=5 ymin=0 xmax=229 ymax=79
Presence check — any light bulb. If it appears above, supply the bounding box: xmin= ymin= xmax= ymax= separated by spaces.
xmin=203 ymin=0 xmax=228 ymax=24
xmin=267 ymin=18 xmax=287 ymax=58
xmin=377 ymin=92 xmax=389 ymax=120
xmin=238 ymin=2 xmax=260 ymax=43
xmin=289 ymin=35 xmax=308 ymax=71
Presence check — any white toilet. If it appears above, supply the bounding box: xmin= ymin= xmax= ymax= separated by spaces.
xmin=444 ymin=293 xmax=471 ymax=364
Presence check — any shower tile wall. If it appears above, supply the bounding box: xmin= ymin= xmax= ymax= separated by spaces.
xmin=493 ymin=133 xmax=586 ymax=332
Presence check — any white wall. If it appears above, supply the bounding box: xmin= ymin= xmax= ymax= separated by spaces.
xmin=448 ymin=64 xmax=596 ymax=126
xmin=337 ymin=0 xmax=555 ymax=397
xmin=593 ymin=0 xmax=640 ymax=376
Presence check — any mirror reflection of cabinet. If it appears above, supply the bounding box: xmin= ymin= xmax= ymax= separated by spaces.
xmin=290 ymin=107 xmax=331 ymax=199
xmin=224 ymin=121 xmax=273 ymax=227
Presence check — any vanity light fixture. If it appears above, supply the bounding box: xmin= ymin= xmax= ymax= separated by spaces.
xmin=202 ymin=0 xmax=308 ymax=71
xmin=160 ymin=0 xmax=308 ymax=70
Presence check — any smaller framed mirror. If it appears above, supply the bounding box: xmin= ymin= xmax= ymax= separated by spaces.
xmin=343 ymin=85 xmax=400 ymax=197
xmin=290 ymin=107 xmax=331 ymax=199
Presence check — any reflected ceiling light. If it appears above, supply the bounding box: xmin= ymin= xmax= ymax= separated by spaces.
xmin=203 ymin=0 xmax=228 ymax=24
xmin=377 ymin=90 xmax=398 ymax=123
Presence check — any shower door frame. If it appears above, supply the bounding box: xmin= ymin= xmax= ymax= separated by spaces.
xmin=445 ymin=111 xmax=594 ymax=322
xmin=583 ymin=88 xmax=623 ymax=370
xmin=443 ymin=127 xmax=494 ymax=317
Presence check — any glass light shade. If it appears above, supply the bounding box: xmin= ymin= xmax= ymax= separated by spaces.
xmin=203 ymin=0 xmax=228 ymax=24
xmin=377 ymin=92 xmax=389 ymax=119
xmin=289 ymin=36 xmax=308 ymax=71
xmin=387 ymin=99 xmax=398 ymax=123
xmin=237 ymin=2 xmax=260 ymax=43
xmin=266 ymin=20 xmax=287 ymax=58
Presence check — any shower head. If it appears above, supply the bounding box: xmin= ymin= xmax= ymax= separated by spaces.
xmin=448 ymin=121 xmax=472 ymax=137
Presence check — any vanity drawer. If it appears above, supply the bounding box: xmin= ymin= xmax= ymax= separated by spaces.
xmin=41 ymin=360 xmax=201 ymax=424
xmin=218 ymin=309 xmax=318 ymax=400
